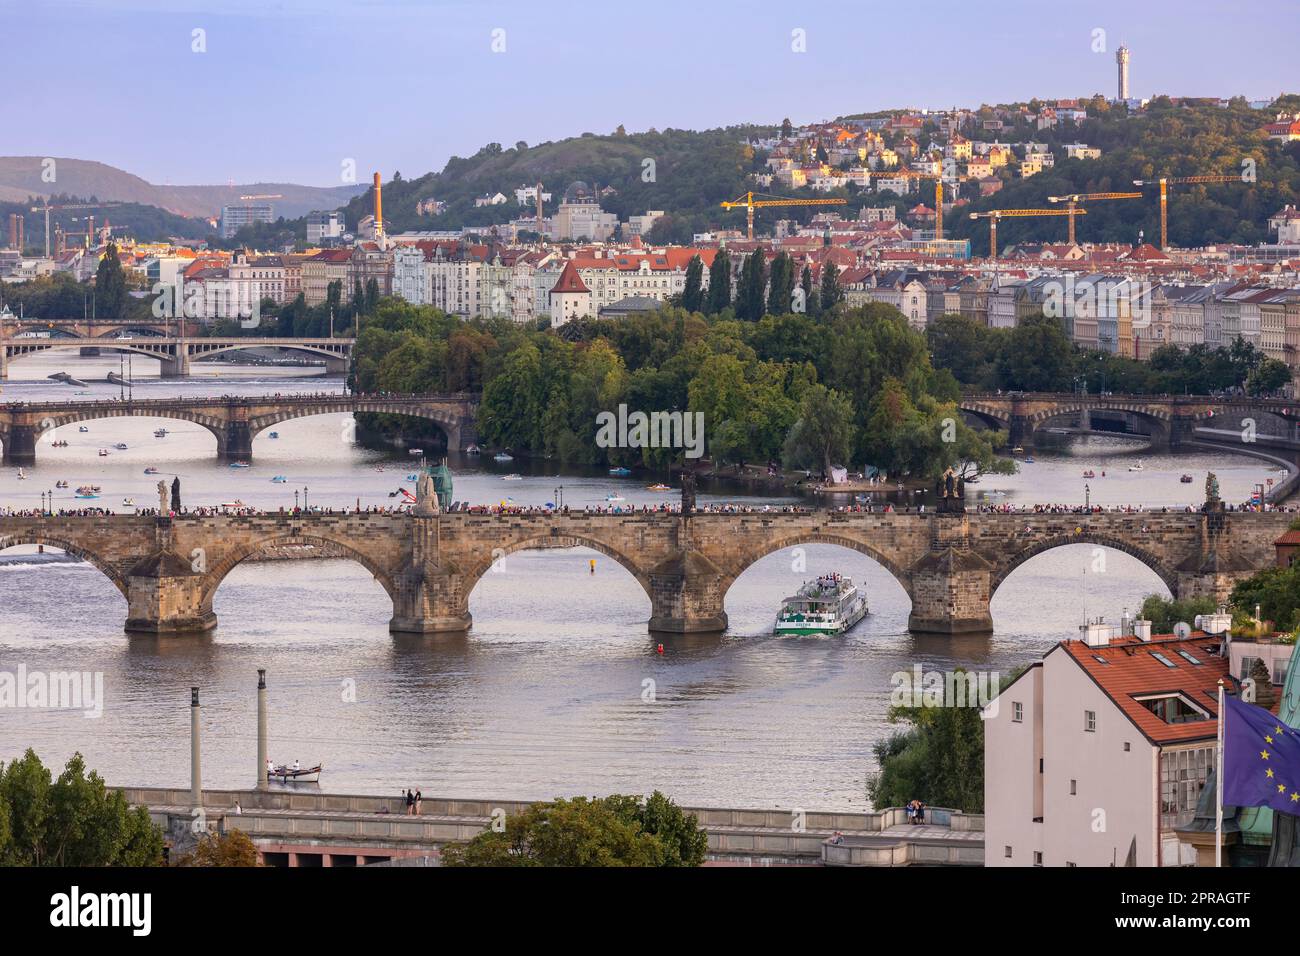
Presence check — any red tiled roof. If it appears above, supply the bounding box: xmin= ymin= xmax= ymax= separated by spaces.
xmin=550 ymin=259 xmax=589 ymax=294
xmin=1058 ymin=635 xmax=1231 ymax=745
xmin=1275 ymin=530 xmax=1300 ymax=546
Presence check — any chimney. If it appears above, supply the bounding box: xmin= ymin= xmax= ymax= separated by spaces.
xmin=1080 ymin=617 xmax=1117 ymax=647
xmin=1133 ymin=619 xmax=1153 ymax=642
xmin=190 ymin=687 xmax=203 ymax=810
xmin=373 ymin=172 xmax=384 ymax=244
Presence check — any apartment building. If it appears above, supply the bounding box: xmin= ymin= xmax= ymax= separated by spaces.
xmin=301 ymin=249 xmax=352 ymax=306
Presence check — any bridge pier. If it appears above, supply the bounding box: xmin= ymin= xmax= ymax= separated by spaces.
xmin=1 ymin=425 xmax=37 ymax=465
xmin=1008 ymin=415 xmax=1034 ymax=449
xmin=158 ymin=350 xmax=190 ymax=378
xmin=389 ymin=565 xmax=473 ymax=633
xmin=647 ymin=551 xmax=729 ymax=633
xmin=124 ymin=549 xmax=216 ymax=635
xmin=218 ymin=422 xmax=254 ymax=462
xmin=906 ymin=514 xmax=994 ymax=634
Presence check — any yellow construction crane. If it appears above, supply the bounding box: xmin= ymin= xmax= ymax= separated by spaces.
xmin=719 ymin=191 xmax=847 ymax=241
xmin=1046 ymin=192 xmax=1144 ymax=244
xmin=968 ymin=208 xmax=1086 ymax=260
xmin=863 ymin=169 xmax=947 ymax=240
xmin=1131 ymin=175 xmax=1242 ymax=250
xmin=29 ymin=200 xmax=123 ymax=257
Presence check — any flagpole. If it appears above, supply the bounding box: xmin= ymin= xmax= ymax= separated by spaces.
xmin=1215 ymin=679 xmax=1225 ymax=869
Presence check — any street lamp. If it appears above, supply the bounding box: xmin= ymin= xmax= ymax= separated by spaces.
xmin=294 ymin=490 xmax=299 ymax=510
xmin=303 ymin=486 xmax=309 ymax=512
xmin=1085 ymin=483 xmax=1091 ymax=510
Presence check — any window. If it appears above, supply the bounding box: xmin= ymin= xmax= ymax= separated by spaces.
xmin=1070 ymin=779 xmax=1077 ymax=795
xmin=1124 ymin=742 xmax=1131 ymax=752
xmin=1137 ymin=693 xmax=1210 ymax=725
xmin=1160 ymin=746 xmax=1214 ymax=830
xmin=1004 ymin=845 xmax=1013 ymax=859
xmin=1151 ymin=652 xmax=1178 ymax=668
xmin=1033 ymin=851 xmax=1043 ymax=866
xmin=1084 ymin=710 xmax=1096 ymax=733
xmin=1012 ymin=701 xmax=1024 ymax=723
xmin=1177 ymin=649 xmax=1202 ymax=665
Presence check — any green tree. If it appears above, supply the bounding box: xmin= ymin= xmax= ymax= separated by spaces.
xmin=175 ymin=829 xmax=260 ymax=867
xmin=819 ymin=260 xmax=842 ymax=311
xmin=0 ymin=750 xmax=164 ymax=867
xmin=782 ymin=383 xmax=855 ymax=475
xmin=995 ymin=313 xmax=1073 ymax=391
xmin=766 ymin=251 xmax=795 ymax=316
xmin=680 ymin=254 xmax=704 ymax=313
xmin=1139 ymin=594 xmax=1218 ymax=634
xmin=705 ymin=249 xmax=732 ymax=315
xmin=736 ymin=251 xmax=767 ymax=321
xmin=1230 ymin=563 xmax=1300 ymax=633
xmin=800 ymin=263 xmax=819 ymax=317
xmin=93 ymin=242 xmax=128 ymax=319
xmin=440 ymin=792 xmax=706 ymax=867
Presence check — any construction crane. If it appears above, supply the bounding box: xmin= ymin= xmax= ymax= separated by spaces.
xmin=719 ymin=191 xmax=847 ymax=241
xmin=863 ymin=169 xmax=948 ymax=240
xmin=968 ymin=208 xmax=1085 ymax=260
xmin=1131 ymin=175 xmax=1242 ymax=250
xmin=1046 ymin=192 xmax=1144 ymax=244
xmin=29 ymin=200 xmax=123 ymax=257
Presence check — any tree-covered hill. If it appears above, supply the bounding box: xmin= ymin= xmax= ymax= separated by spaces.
xmin=339 ymin=125 xmax=776 ymax=243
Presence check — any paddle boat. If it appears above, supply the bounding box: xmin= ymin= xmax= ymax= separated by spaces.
xmin=609 ymin=466 xmax=632 ymax=477
xmin=268 ymin=432 xmax=279 ymax=439
xmin=271 ymin=475 xmax=287 ymax=483
xmin=144 ymin=467 xmax=159 ymax=475
xmin=154 ymin=428 xmax=168 ymax=438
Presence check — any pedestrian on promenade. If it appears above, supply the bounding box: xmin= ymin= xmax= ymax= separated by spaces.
xmin=415 ymin=790 xmax=422 ymax=816
xmin=405 ymin=789 xmax=414 ymax=816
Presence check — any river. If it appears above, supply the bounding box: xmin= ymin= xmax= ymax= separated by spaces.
xmin=0 ymin=353 xmax=1283 ymax=810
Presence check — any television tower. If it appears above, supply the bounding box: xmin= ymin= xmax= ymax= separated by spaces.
xmin=1116 ymin=44 xmax=1130 ymax=101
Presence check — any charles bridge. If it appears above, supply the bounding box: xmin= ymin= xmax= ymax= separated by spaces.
xmin=0 ymin=508 xmax=1289 ymax=637
xmin=0 ymin=393 xmax=478 ymax=464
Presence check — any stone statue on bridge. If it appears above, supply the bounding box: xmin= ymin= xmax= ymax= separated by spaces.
xmin=414 ymin=468 xmax=439 ymax=516
xmin=935 ymin=466 xmax=965 ymax=514
xmin=157 ymin=481 xmax=168 ymax=514
xmin=1204 ymin=472 xmax=1222 ymax=513
xmin=171 ymin=477 xmax=181 ymax=513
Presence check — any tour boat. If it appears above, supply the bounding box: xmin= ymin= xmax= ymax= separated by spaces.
xmin=646 ymin=483 xmax=671 ymax=491
xmin=609 ymin=467 xmax=632 ymax=477
xmin=267 ymin=763 xmax=322 ymax=784
xmin=153 ymin=428 xmax=167 ymax=438
xmin=774 ymin=573 xmax=868 ymax=636
xmin=144 ymin=467 xmax=159 ymax=475
xmin=1128 ymin=460 xmax=1145 ymax=472
xmin=502 ymin=473 xmax=522 ymax=481
xmin=1180 ymin=474 xmax=1193 ymax=483
xmin=229 ymin=461 xmax=250 ymax=468
xmin=493 ymin=452 xmax=514 ymax=463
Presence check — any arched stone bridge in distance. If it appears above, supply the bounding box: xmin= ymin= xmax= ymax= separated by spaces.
xmin=0 ymin=393 xmax=478 ymax=464
xmin=958 ymin=392 xmax=1300 ymax=450
xmin=0 ymin=509 xmax=1288 ymax=637
xmin=0 ymin=336 xmax=354 ymax=380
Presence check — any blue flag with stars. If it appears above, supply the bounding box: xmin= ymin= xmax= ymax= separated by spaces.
xmin=1222 ymin=694 xmax=1300 ymax=814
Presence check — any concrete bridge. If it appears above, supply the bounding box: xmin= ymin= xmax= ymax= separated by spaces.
xmin=0 ymin=509 xmax=1288 ymax=636
xmin=0 ymin=317 xmax=175 ymax=339
xmin=0 ymin=392 xmax=478 ymax=463
xmin=0 ymin=335 xmax=354 ymax=379
xmin=960 ymin=392 xmax=1300 ymax=449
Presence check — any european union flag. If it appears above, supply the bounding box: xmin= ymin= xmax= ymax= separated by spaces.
xmin=1222 ymin=694 xmax=1300 ymax=815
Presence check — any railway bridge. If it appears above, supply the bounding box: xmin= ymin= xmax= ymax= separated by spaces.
xmin=0 ymin=335 xmax=353 ymax=379
xmin=0 ymin=508 xmax=1288 ymax=636
xmin=0 ymin=392 xmax=478 ymax=463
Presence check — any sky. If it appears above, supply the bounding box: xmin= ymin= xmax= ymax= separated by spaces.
xmin=3 ymin=0 xmax=1298 ymax=187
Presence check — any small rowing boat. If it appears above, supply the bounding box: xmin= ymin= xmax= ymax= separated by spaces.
xmin=267 ymin=763 xmax=322 ymax=784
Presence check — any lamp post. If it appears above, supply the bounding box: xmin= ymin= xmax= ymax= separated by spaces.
xmin=1085 ymin=483 xmax=1091 ymax=511
xmin=294 ymin=490 xmax=299 ymax=510
xmin=303 ymin=486 xmax=309 ymax=512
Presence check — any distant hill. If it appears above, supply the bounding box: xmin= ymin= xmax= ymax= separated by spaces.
xmin=0 ymin=157 xmax=365 ymax=219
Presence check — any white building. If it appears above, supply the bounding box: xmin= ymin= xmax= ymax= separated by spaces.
xmin=984 ymin=621 xmax=1234 ymax=868
xmin=306 ymin=211 xmax=345 ymax=245
xmin=548 ymin=260 xmax=592 ymax=325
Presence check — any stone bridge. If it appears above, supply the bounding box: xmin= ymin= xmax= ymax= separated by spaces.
xmin=0 ymin=336 xmax=354 ymax=379
xmin=0 ymin=393 xmax=479 ymax=463
xmin=0 ymin=317 xmax=174 ymax=338
xmin=960 ymin=392 xmax=1300 ymax=449
xmin=0 ymin=509 xmax=1288 ymax=636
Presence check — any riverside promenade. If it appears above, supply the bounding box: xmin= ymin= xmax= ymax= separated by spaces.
xmin=121 ymin=785 xmax=984 ymax=867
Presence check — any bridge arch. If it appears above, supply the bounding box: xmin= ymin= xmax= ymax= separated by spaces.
xmin=991 ymin=533 xmax=1179 ymax=599
xmin=461 ymin=533 xmax=654 ymax=603
xmin=199 ymin=533 xmax=399 ymax=617
xmin=186 ymin=341 xmax=348 ymax=364
xmin=244 ymin=403 xmax=464 ymax=447
xmin=719 ymin=531 xmax=916 ymax=603
xmin=0 ymin=535 xmax=129 ymax=597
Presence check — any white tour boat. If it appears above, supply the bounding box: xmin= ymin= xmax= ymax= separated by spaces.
xmin=774 ymin=573 xmax=868 ymax=636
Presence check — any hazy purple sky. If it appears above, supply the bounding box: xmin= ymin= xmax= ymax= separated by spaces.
xmin=5 ymin=0 xmax=1296 ymax=186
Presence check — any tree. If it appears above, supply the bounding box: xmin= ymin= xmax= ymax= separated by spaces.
xmin=1139 ymin=594 xmax=1218 ymax=634
xmin=736 ymin=251 xmax=767 ymax=321
xmin=995 ymin=314 xmax=1073 ymax=391
xmin=782 ymin=384 xmax=855 ymax=475
xmin=440 ymin=792 xmax=706 ymax=867
xmin=0 ymin=750 xmax=164 ymax=867
xmin=781 ymin=118 xmax=793 ymax=139
xmin=1230 ymin=562 xmax=1300 ymax=633
xmin=766 ymin=251 xmax=795 ymax=316
xmin=1246 ymin=357 xmax=1291 ymax=396
xmin=680 ymin=254 xmax=704 ymax=313
xmin=800 ymin=263 xmax=819 ymax=317
xmin=819 ymin=260 xmax=842 ymax=311
xmin=705 ymin=248 xmax=732 ymax=315
xmin=93 ymin=242 xmax=128 ymax=319
xmin=175 ymin=829 xmax=260 ymax=867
